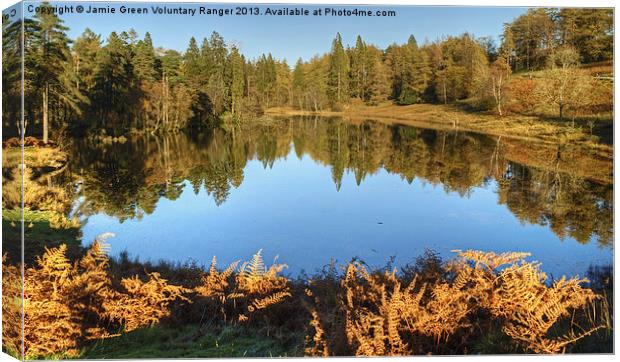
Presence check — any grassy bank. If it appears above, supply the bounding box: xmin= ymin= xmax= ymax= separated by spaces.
xmin=2 ymin=145 xmax=81 ymax=263
xmin=265 ymin=103 xmax=612 ymax=152
xmin=80 ymin=324 xmax=303 ymax=359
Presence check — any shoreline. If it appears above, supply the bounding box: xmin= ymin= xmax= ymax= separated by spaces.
xmin=264 ymin=103 xmax=613 ymax=154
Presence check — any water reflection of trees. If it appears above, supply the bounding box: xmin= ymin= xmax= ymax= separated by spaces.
xmin=497 ymin=164 xmax=612 ymax=245
xmin=68 ymin=117 xmax=613 ymax=246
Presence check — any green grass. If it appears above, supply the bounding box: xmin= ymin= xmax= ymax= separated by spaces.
xmin=79 ymin=324 xmax=304 ymax=359
xmin=3 ymin=208 xmax=80 ymax=241
xmin=2 ymin=208 xmax=81 ymax=263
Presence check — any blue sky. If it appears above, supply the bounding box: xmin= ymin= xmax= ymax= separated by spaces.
xmin=21 ymin=2 xmax=527 ymax=62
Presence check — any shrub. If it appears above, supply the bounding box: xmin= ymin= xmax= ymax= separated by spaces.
xmin=305 ymin=250 xmax=607 ymax=356
xmin=3 ymin=235 xmax=190 ymax=358
xmin=194 ymin=250 xmax=291 ymax=324
xmin=505 ymin=78 xmax=539 ymax=114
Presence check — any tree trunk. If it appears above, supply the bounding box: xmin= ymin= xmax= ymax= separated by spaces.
xmin=497 ymin=81 xmax=503 ymax=116
xmin=443 ymin=80 xmax=447 ymax=105
xmin=75 ymin=56 xmax=80 ymax=91
xmin=43 ymin=83 xmax=49 ymax=144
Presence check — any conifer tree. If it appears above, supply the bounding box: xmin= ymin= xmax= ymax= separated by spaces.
xmin=398 ymin=35 xmax=425 ymax=104
xmin=292 ymin=58 xmax=306 ymax=109
xmin=133 ymin=32 xmax=157 ymax=82
xmin=256 ymin=54 xmax=277 ymax=108
xmin=2 ymin=15 xmax=23 ymax=135
xmin=73 ymin=28 xmax=101 ymax=95
xmin=350 ymin=35 xmax=370 ymax=100
xmin=206 ymin=31 xmax=229 ymax=114
xmin=327 ymin=33 xmax=349 ymax=106
xmin=183 ymin=37 xmax=201 ymax=91
xmin=92 ymin=31 xmax=136 ymax=132
xmin=229 ymin=46 xmax=245 ymax=116
xmin=31 ymin=1 xmax=75 ymax=143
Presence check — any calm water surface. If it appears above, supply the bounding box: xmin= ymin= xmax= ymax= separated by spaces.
xmin=70 ymin=117 xmax=613 ymax=277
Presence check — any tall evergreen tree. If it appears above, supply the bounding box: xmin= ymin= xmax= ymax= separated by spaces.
xmin=228 ymin=46 xmax=245 ymax=116
xmin=256 ymin=54 xmax=277 ymax=108
xmin=183 ymin=37 xmax=201 ymax=91
xmin=92 ymin=31 xmax=136 ymax=132
xmin=31 ymin=1 xmax=76 ymax=143
xmin=206 ymin=31 xmax=229 ymax=114
xmin=2 ymin=15 xmax=23 ymax=135
xmin=509 ymin=9 xmax=557 ymax=71
xmin=292 ymin=58 xmax=306 ymax=109
xmin=73 ymin=28 xmax=101 ymax=94
xmin=398 ymin=35 xmax=428 ymax=104
xmin=133 ymin=32 xmax=157 ymax=82
xmin=327 ymin=33 xmax=349 ymax=106
xmin=350 ymin=35 xmax=370 ymax=100
xmin=499 ymin=23 xmax=516 ymax=69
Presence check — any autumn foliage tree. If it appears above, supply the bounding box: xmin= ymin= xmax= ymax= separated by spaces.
xmin=536 ymin=46 xmax=588 ymax=122
xmin=488 ymin=56 xmax=512 ymax=115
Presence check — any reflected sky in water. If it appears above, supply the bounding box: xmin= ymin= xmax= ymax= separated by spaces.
xmin=78 ymin=123 xmax=612 ymax=277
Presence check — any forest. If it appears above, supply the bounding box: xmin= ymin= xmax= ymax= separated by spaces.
xmin=2 ymin=5 xmax=613 ymax=141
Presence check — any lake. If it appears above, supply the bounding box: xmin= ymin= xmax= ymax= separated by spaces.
xmin=69 ymin=117 xmax=613 ymax=278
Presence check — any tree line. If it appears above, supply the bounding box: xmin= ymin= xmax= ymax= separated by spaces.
xmin=292 ymin=8 xmax=612 ymax=117
xmin=2 ymin=4 xmax=613 ymax=141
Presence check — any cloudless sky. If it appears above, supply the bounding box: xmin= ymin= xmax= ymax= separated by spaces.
xmin=22 ymin=2 xmax=527 ymax=62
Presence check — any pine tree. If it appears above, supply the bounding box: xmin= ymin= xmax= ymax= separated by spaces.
xmin=350 ymin=35 xmax=369 ymax=100
xmin=183 ymin=37 xmax=201 ymax=91
xmin=229 ymin=46 xmax=245 ymax=116
xmin=160 ymin=50 xmax=182 ymax=84
xmin=31 ymin=1 xmax=74 ymax=143
xmin=275 ymin=60 xmax=292 ymax=107
xmin=292 ymin=58 xmax=306 ymax=110
xmin=2 ymin=15 xmax=23 ymax=135
xmin=399 ymin=35 xmax=419 ymax=104
xmin=256 ymin=54 xmax=277 ymax=108
xmin=92 ymin=31 xmax=136 ymax=132
xmin=509 ymin=9 xmax=557 ymax=71
xmin=368 ymin=47 xmax=391 ymax=104
xmin=327 ymin=33 xmax=349 ymax=106
xmin=73 ymin=29 xmax=101 ymax=94
xmin=499 ymin=24 xmax=515 ymax=69
xmin=206 ymin=31 xmax=229 ymax=114
xmin=133 ymin=32 xmax=157 ymax=82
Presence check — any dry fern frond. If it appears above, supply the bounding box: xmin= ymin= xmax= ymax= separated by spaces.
xmin=251 ymin=290 xmax=292 ymax=310
xmin=307 ymin=250 xmax=608 ymax=356
xmin=2 ymin=255 xmax=23 ymax=358
xmin=195 ymin=256 xmax=239 ymax=299
xmin=192 ymin=250 xmax=292 ymax=324
xmin=306 ymin=309 xmax=330 ymax=356
xmin=102 ymin=272 xmax=191 ymax=332
xmin=16 ymin=240 xmax=190 ymax=358
xmin=496 ymin=270 xmax=600 ymax=353
xmin=233 ymin=250 xmax=291 ymax=321
xmin=454 ymin=250 xmax=531 ymax=270
xmin=23 ymin=245 xmax=83 ymax=358
xmin=452 ymin=250 xmax=604 ymax=354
